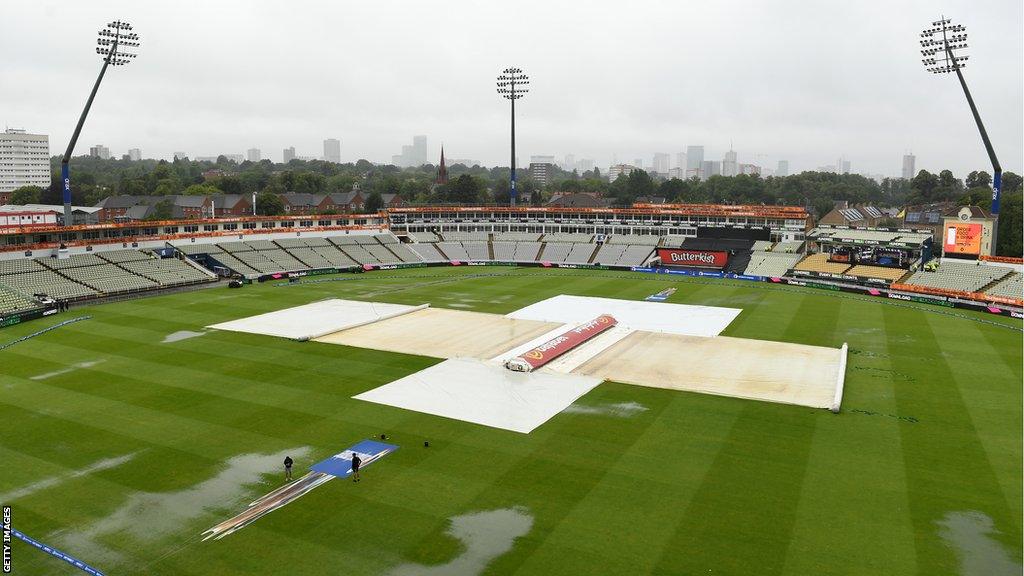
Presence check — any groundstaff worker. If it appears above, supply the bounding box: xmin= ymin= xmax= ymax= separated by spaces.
xmin=351 ymin=453 xmax=361 ymax=482
xmin=284 ymin=456 xmax=293 ymax=480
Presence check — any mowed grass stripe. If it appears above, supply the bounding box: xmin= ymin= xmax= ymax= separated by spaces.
xmin=782 ymin=297 xmax=918 ymax=575
xmin=883 ymin=305 xmax=1020 ymax=573
xmin=648 ymin=293 xmax=834 ymax=575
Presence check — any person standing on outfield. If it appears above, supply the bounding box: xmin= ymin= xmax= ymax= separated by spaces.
xmin=351 ymin=453 xmax=361 ymax=482
xmin=284 ymin=456 xmax=293 ymax=481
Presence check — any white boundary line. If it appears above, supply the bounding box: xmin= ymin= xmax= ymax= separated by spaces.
xmin=830 ymin=342 xmax=848 ymax=413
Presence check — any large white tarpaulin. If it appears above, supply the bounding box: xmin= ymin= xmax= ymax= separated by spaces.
xmin=208 ymin=299 xmax=426 ymax=341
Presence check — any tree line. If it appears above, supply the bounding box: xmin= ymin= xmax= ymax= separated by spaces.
xmin=4 ymin=155 xmax=1020 ymax=255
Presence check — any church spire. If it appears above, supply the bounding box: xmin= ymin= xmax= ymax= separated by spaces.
xmin=436 ymin=145 xmax=448 ymax=185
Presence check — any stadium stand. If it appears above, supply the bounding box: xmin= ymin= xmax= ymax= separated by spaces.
xmin=986 ymin=272 xmax=1022 ymax=300
xmin=591 ymin=244 xmax=627 ymax=265
xmin=513 ymin=242 xmax=543 ymax=262
xmin=607 ymin=234 xmax=660 ymax=245
xmin=772 ymin=241 xmax=804 ymax=253
xmin=374 ymin=233 xmax=399 ymax=244
xmin=0 ymin=283 xmax=39 ymax=315
xmin=616 ymin=245 xmax=656 ymax=266
xmin=409 ymin=232 xmax=439 ymax=242
xmin=846 ymin=265 xmax=908 ymax=282
xmin=409 ymin=243 xmax=446 ymax=262
xmin=45 ymin=253 xmax=108 ymax=270
xmin=494 ymin=232 xmax=542 ymax=242
xmin=794 ymin=253 xmax=852 ymax=275
xmin=542 ymin=233 xmax=593 ymax=243
xmin=386 ymin=243 xmax=423 ymax=263
xmin=751 ymin=240 xmax=774 ymax=251
xmin=364 ymin=244 xmax=403 ymax=265
xmin=331 ymin=236 xmax=360 ymax=246
xmin=538 ymin=242 xmax=573 ymax=262
xmin=565 ymin=243 xmax=599 ymax=264
xmin=743 ymin=252 xmax=802 ymax=277
xmin=61 ymin=263 xmax=159 ymax=293
xmin=463 ymin=241 xmax=490 ymax=261
xmin=97 ymin=249 xmax=153 ymax=263
xmin=659 ymin=235 xmax=688 ymax=248
xmin=0 ymin=270 xmax=98 ymax=299
xmin=0 ymin=258 xmax=46 ymax=275
xmin=903 ymin=260 xmax=1012 ymax=293
xmin=440 ymin=231 xmax=489 ymax=242
xmin=491 ymin=241 xmax=516 ymax=261
xmin=335 ymin=243 xmax=379 ymax=265
xmin=436 ymin=242 xmax=470 ymax=261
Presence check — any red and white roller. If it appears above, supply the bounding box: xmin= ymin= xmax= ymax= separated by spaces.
xmin=505 ymin=315 xmax=618 ymax=372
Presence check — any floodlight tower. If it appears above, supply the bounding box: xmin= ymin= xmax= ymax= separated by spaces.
xmin=496 ymin=68 xmax=529 ymax=206
xmin=920 ymin=17 xmax=1002 ymax=251
xmin=60 ymin=20 xmax=140 ymax=225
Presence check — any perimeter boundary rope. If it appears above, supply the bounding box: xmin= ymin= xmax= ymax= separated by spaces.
xmin=0 ymin=316 xmax=92 ymax=351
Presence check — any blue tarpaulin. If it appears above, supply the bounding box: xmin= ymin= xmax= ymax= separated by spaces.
xmin=310 ymin=439 xmax=398 ymax=478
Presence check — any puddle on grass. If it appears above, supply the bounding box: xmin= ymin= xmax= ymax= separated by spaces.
xmin=161 ymin=330 xmax=206 ymax=344
xmin=387 ymin=507 xmax=533 ymax=576
xmin=56 ymin=447 xmax=310 ymax=562
xmin=937 ymin=511 xmax=1021 ymax=576
xmin=564 ymin=401 xmax=649 ymax=418
xmin=30 ymin=360 xmax=105 ymax=381
xmin=0 ymin=452 xmax=139 ymax=503
xmin=448 ymin=303 xmax=475 ymax=309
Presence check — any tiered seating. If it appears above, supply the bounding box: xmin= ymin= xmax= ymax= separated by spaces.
xmin=617 ymin=245 xmax=655 ymax=266
xmin=538 ymin=242 xmax=572 ymax=262
xmin=751 ymin=240 xmax=774 ymax=251
xmin=410 ymin=243 xmax=446 ymax=262
xmin=303 ymin=237 xmax=333 ymax=248
xmin=61 ymin=263 xmax=159 ymax=293
xmin=491 ymin=242 xmax=516 ymax=261
xmin=847 ymin=265 xmax=907 ymax=282
xmin=0 ymin=258 xmax=46 ymax=275
xmin=410 ymin=232 xmax=439 ymax=243
xmin=363 ymin=244 xmax=402 ymax=265
xmin=177 ymin=243 xmax=221 ymax=256
xmin=440 ymin=231 xmax=489 ymax=242
xmin=355 ymin=235 xmax=380 ymax=245
xmin=374 ymin=233 xmax=400 ymax=245
xmin=1 ymin=270 xmax=98 ymax=299
xmin=244 ymin=239 xmax=277 ymax=251
xmin=794 ymin=253 xmax=852 ymax=275
xmin=336 ymin=244 xmax=380 ymax=265
xmin=274 ymin=238 xmax=308 ymax=249
xmin=308 ymin=246 xmax=357 ymax=268
xmin=435 ymin=242 xmax=469 ymax=261
xmin=386 ymin=243 xmax=423 ymax=263
xmin=119 ymin=258 xmax=213 ymax=286
xmin=986 ymin=272 xmax=1022 ymax=300
xmin=541 ymin=233 xmax=593 ymax=243
xmin=218 ymin=241 xmax=253 ymax=253
xmin=0 ymin=283 xmax=39 ymax=315
xmin=285 ymin=247 xmax=335 ymax=269
xmin=659 ymin=235 xmax=687 ymax=248
xmin=607 ymin=234 xmax=660 ymax=245
xmin=463 ymin=241 xmax=490 ymax=261
xmin=743 ymin=252 xmax=802 ymax=277
xmin=97 ymin=249 xmax=152 ymax=264
xmin=331 ymin=236 xmax=360 ymax=246
xmin=513 ymin=242 xmax=542 ymax=261
xmin=494 ymin=232 xmax=542 ymax=242
xmin=46 ymin=253 xmax=107 ymax=270
xmin=208 ymin=252 xmax=260 ymax=276
xmin=565 ymin=243 xmax=598 ymax=264
xmin=904 ymin=261 xmax=1011 ymax=292
xmin=592 ymin=244 xmax=627 ymax=265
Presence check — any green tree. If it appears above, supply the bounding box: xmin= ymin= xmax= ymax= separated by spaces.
xmin=145 ymin=198 xmax=173 ymax=220
xmin=909 ymin=170 xmax=939 ymax=203
xmin=447 ymin=174 xmax=483 ymax=204
xmin=9 ymin=185 xmax=43 ymax=205
xmin=996 ymin=191 xmax=1022 ymax=257
xmin=965 ymin=170 xmax=992 ymax=189
xmin=213 ymin=176 xmax=244 ymax=194
xmin=183 ymin=183 xmax=220 ymax=196
xmin=1001 ymin=171 xmax=1022 ymax=193
xmin=364 ymin=191 xmax=384 ymax=213
xmin=255 ymin=191 xmax=284 ymax=215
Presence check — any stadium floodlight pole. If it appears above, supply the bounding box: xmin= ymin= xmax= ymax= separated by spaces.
xmin=496 ymin=67 xmax=529 ymax=206
xmin=920 ymin=17 xmax=1002 ymax=252
xmin=61 ymin=20 xmax=140 ymax=226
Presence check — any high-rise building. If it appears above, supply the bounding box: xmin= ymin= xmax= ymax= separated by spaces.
xmin=667 ymin=167 xmax=686 ymax=179
xmin=652 ymin=153 xmax=670 ymax=175
xmin=412 ymin=135 xmax=427 ymax=166
xmin=608 ymin=164 xmax=638 ymax=182
xmin=247 ymin=147 xmax=262 ymax=162
xmin=563 ymin=153 xmax=576 ymax=171
xmin=89 ymin=144 xmax=111 ymax=160
xmin=128 ymin=148 xmax=141 ymax=161
xmin=902 ymin=154 xmax=916 ymax=179
xmin=323 ymin=139 xmax=341 ymax=164
xmin=283 ymin=146 xmax=296 ymax=163
xmin=701 ymin=160 xmax=721 ymax=179
xmin=577 ymin=158 xmax=595 ymax=173
xmin=529 ymin=162 xmax=556 ymax=186
xmin=722 ymin=148 xmax=738 ymax=177
xmin=0 ymin=128 xmax=51 ymax=193
xmin=776 ymin=160 xmax=789 ymax=177
xmin=841 ymin=160 xmax=851 ymax=174
xmin=675 ymin=152 xmax=686 ymax=169
xmin=633 ymin=158 xmax=644 ymax=170
xmin=686 ymin=146 xmax=704 ymax=176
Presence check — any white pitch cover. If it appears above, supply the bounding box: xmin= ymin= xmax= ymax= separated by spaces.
xmin=208 ymin=299 xmax=426 ymax=341
xmin=353 ymin=358 xmax=602 ymax=434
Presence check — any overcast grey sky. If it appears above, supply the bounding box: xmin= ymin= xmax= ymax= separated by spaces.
xmin=3 ymin=0 xmax=1021 ymax=178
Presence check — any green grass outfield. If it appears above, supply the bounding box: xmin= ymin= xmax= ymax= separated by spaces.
xmin=2 ymin=266 xmax=1020 ymax=575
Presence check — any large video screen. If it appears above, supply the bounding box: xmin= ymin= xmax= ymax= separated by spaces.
xmin=657 ymin=248 xmax=729 ymax=269
xmin=943 ymin=223 xmax=983 ymax=255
